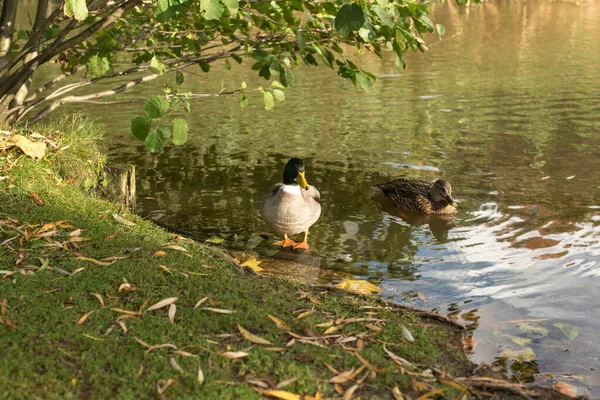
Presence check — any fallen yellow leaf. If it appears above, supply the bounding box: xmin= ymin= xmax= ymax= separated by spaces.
xmin=237 ymin=323 xmax=272 ymax=345
xmin=76 ymin=310 xmax=94 ymax=325
xmin=201 ymin=307 xmax=234 ymax=314
xmin=335 ymin=279 xmax=383 ymax=295
xmin=268 ymin=314 xmax=290 ymax=331
xmin=0 ymin=134 xmax=46 ymax=160
xmin=168 ymin=304 xmax=176 ymax=324
xmin=164 ymin=245 xmax=187 ymax=252
xmin=194 ymin=297 xmax=208 ymax=308
xmin=263 ymin=390 xmax=301 ymax=400
xmin=197 ymin=366 xmax=205 ymax=385
xmin=111 ymin=308 xmax=139 ymax=316
xmin=112 ymin=213 xmax=135 ymax=226
xmin=240 ymin=257 xmax=263 ymax=272
xmin=416 ymin=388 xmax=447 ymax=400
xmin=153 ymin=250 xmax=167 ymax=257
xmin=76 ymin=256 xmax=115 ymax=266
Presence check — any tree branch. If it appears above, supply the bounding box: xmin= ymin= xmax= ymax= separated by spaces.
xmin=0 ymin=0 xmax=17 ymax=57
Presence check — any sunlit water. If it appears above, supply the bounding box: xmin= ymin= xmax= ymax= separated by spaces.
xmin=43 ymin=0 xmax=600 ymax=395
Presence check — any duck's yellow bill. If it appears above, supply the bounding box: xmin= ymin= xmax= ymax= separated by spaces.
xmin=297 ymin=171 xmax=309 ymax=190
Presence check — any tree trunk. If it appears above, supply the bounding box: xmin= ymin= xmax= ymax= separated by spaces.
xmin=0 ymin=0 xmax=16 ymax=57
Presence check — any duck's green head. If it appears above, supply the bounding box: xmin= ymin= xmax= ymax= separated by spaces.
xmin=282 ymin=158 xmax=309 ymax=190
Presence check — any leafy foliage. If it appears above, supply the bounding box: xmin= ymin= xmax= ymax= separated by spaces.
xmin=2 ymin=0 xmax=480 ymax=150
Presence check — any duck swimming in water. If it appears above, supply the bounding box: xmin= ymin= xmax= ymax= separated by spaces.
xmin=260 ymin=158 xmax=321 ymax=250
xmin=375 ymin=178 xmax=457 ymax=215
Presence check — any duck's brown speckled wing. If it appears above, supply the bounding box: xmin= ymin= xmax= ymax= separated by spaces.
xmin=376 ymin=179 xmax=433 ymax=213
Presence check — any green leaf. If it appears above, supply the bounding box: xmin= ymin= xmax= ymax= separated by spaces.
xmin=240 ymin=93 xmax=248 ymax=109
xmin=273 ymin=89 xmax=285 ymax=102
xmin=356 ymin=72 xmax=374 ymax=90
xmin=64 ymin=0 xmax=88 ymax=21
xmin=131 ymin=116 xmax=152 ymax=141
xmin=149 ymin=56 xmax=166 ymax=75
xmin=176 ymin=71 xmax=184 ymax=85
xmin=280 ymin=67 xmax=295 ymax=87
xmin=224 ymin=59 xmax=231 ymax=70
xmin=358 ymin=27 xmax=371 ymax=41
xmin=172 ymin=118 xmax=189 ymax=145
xmin=86 ymin=55 xmax=112 ymax=78
xmin=154 ymin=0 xmax=174 ymax=22
xmin=270 ymin=80 xmax=284 ymax=89
xmin=295 ymin=30 xmax=306 ymax=50
xmin=231 ymin=54 xmax=243 ymax=64
xmin=159 ymin=127 xmax=172 ymax=138
xmin=222 ymin=0 xmax=238 ymax=14
xmin=145 ymin=129 xmax=165 ymax=153
xmin=200 ymin=0 xmax=224 ymax=20
xmin=436 ymin=24 xmax=446 ymax=37
xmin=144 ymin=95 xmax=170 ymax=118
xmin=335 ymin=4 xmax=365 ymax=37
xmin=372 ymin=5 xmax=394 ymax=26
xmin=263 ymin=91 xmax=275 ymax=111
xmin=199 ymin=63 xmax=211 ymax=73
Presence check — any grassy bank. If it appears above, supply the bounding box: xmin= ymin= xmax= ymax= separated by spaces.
xmin=0 ymin=119 xmax=569 ymax=399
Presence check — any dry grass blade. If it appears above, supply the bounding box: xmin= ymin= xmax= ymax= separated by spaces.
xmin=146 ymin=343 xmax=178 ymax=354
xmin=201 ymin=307 xmax=234 ymax=314
xmin=157 ymin=378 xmax=175 ymax=395
xmin=112 ymin=213 xmax=135 ymax=226
xmin=267 ymin=314 xmax=290 ymax=331
xmin=221 ymin=351 xmax=248 ymax=359
xmin=197 ymin=366 xmax=205 ymax=385
xmin=170 ymin=357 xmax=184 ymax=373
xmin=76 ymin=310 xmax=94 ymax=325
xmin=76 ymin=256 xmax=115 ymax=266
xmin=146 ymin=297 xmax=177 ymax=312
xmin=263 ymin=390 xmax=301 ymax=400
xmin=168 ymin=304 xmax=176 ymax=324
xmin=237 ymin=323 xmax=272 ymax=345
xmin=194 ymin=297 xmax=209 ymax=308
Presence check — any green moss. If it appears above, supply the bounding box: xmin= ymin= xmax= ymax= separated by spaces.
xmin=0 ymin=121 xmax=478 ymax=399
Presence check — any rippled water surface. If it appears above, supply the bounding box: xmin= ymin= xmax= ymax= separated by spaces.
xmin=57 ymin=0 xmax=600 ymax=395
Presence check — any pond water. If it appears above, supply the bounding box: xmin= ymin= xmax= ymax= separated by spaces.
xmin=51 ymin=0 xmax=600 ymax=395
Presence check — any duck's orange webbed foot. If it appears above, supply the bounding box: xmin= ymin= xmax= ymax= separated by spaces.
xmin=292 ymin=231 xmax=310 ymax=250
xmin=274 ymin=234 xmax=296 ymax=248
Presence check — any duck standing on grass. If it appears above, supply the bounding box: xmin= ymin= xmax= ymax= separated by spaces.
xmin=260 ymin=158 xmax=321 ymax=250
xmin=376 ymin=178 xmax=457 ymax=215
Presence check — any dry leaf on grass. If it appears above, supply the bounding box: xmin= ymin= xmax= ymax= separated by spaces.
xmin=76 ymin=311 xmax=94 ymax=325
xmin=197 ymin=366 xmax=205 ymax=385
xmin=164 ymin=245 xmax=187 ymax=252
xmin=194 ymin=297 xmax=208 ymax=308
xmin=237 ymin=323 xmax=272 ymax=345
xmin=29 ymin=192 xmax=44 ymax=206
xmin=221 ymin=351 xmax=248 ymax=359
xmin=168 ymin=304 xmax=176 ymax=324
xmin=112 ymin=213 xmax=135 ymax=226
xmin=401 ymin=325 xmax=415 ymax=342
xmin=153 ymin=250 xmax=167 ymax=257
xmin=118 ymin=320 xmax=128 ymax=334
xmin=342 ymin=384 xmax=359 ymax=400
xmin=118 ymin=283 xmax=136 ymax=292
xmin=263 ymin=390 xmax=301 ymax=400
xmin=157 ymin=378 xmax=175 ymax=395
xmin=391 ymin=386 xmax=404 ymax=400
xmin=76 ymin=257 xmax=115 ymax=267
xmin=111 ymin=308 xmax=139 ymax=316
xmin=90 ymin=293 xmax=104 ymax=307
xmin=335 ymin=279 xmax=383 ymax=295
xmin=1 ymin=134 xmax=46 ymax=160
xmin=169 ymin=357 xmax=183 ymax=373
xmin=268 ymin=314 xmax=290 ymax=331
xmin=201 ymin=307 xmax=234 ymax=314
xmin=146 ymin=297 xmax=177 ymax=312
xmin=240 ymin=257 xmax=263 ymax=273
xmin=1 ymin=298 xmax=7 ymax=315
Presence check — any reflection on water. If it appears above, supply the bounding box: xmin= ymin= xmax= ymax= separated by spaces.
xmin=54 ymin=0 xmax=600 ymax=395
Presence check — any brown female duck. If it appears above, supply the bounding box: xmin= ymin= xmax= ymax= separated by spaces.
xmin=376 ymin=178 xmax=457 ymax=215
xmin=260 ymin=158 xmax=321 ymax=250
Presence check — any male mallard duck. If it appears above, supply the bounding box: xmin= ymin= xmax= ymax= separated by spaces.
xmin=260 ymin=158 xmax=321 ymax=250
xmin=375 ymin=178 xmax=457 ymax=215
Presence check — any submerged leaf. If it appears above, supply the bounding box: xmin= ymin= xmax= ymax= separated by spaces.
xmin=335 ymin=279 xmax=383 ymax=295
xmin=554 ymin=323 xmax=579 ymax=341
xmin=499 ymin=347 xmax=536 ymax=361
